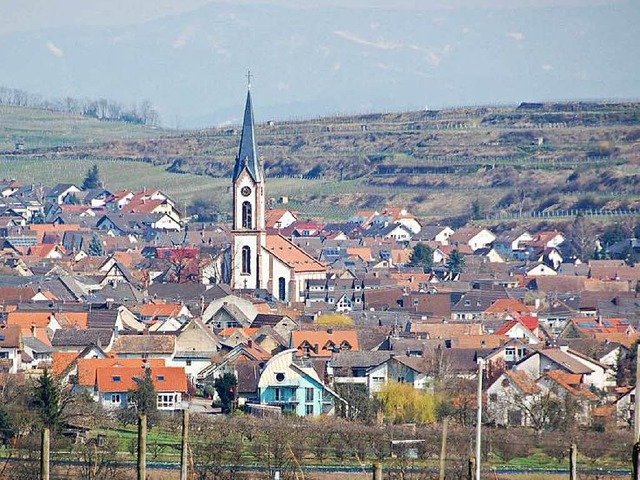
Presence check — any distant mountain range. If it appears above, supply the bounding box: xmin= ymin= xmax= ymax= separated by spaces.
xmin=0 ymin=1 xmax=638 ymax=127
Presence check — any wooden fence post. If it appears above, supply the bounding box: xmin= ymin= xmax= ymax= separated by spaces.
xmin=468 ymin=457 xmax=475 ymax=480
xmin=138 ymin=413 xmax=147 ymax=480
xmin=41 ymin=426 xmax=50 ymax=480
xmin=373 ymin=461 xmax=383 ymax=480
xmin=180 ymin=409 xmax=189 ymax=480
xmin=569 ymin=443 xmax=577 ymax=480
xmin=439 ymin=417 xmax=448 ymax=480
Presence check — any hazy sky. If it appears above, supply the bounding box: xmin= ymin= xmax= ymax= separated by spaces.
xmin=0 ymin=0 xmax=637 ymax=127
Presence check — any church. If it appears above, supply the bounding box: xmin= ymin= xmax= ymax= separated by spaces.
xmin=229 ymin=86 xmax=326 ymax=304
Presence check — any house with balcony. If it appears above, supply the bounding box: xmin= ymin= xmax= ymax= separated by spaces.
xmin=257 ymin=349 xmax=344 ymax=416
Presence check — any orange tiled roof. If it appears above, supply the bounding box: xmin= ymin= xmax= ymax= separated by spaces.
xmin=504 ymin=370 xmax=540 ymax=394
xmin=265 ymin=235 xmax=326 ymax=273
xmin=29 ymin=224 xmax=85 ymax=242
xmin=484 ymin=298 xmax=531 ymax=315
xmin=453 ymin=335 xmax=508 ymax=349
xmin=52 ymin=351 xmax=80 ymax=376
xmin=139 ymin=303 xmax=184 ymax=318
xmin=544 ymin=370 xmax=598 ymax=400
xmin=56 ymin=312 xmax=89 ymax=329
xmin=26 ymin=244 xmax=66 ymax=258
xmin=347 ymin=247 xmax=373 ymax=262
xmin=265 ymin=209 xmax=297 ymax=229
xmin=219 ymin=327 xmax=259 ymax=338
xmin=96 ymin=365 xmax=187 ymax=393
xmin=77 ymin=358 xmax=165 ymax=387
xmin=291 ymin=329 xmax=359 ymax=358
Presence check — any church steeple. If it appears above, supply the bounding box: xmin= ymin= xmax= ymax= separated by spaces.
xmin=233 ymin=88 xmax=262 ymax=183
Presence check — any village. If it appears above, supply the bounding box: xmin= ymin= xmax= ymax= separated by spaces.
xmin=1 ymin=91 xmax=640 ymax=478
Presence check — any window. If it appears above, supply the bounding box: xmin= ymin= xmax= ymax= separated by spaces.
xmin=278 ymin=277 xmax=286 ymax=301
xmin=110 ymin=394 xmax=121 ymax=404
xmin=274 ymin=388 xmax=281 ymax=401
xmin=305 ymin=388 xmax=314 ymax=403
xmin=372 ymin=376 xmax=385 ymax=383
xmin=305 ymin=404 xmax=314 ymax=416
xmin=489 ymin=393 xmax=498 ymax=402
xmin=157 ymin=394 xmax=175 ymax=409
xmin=397 ymin=376 xmax=405 ymax=383
xmin=112 ymin=375 xmax=121 ymax=382
xmin=242 ymin=201 xmax=252 ymax=229
xmin=276 ymin=372 xmax=285 ymax=382
xmin=157 ymin=375 xmax=165 ymax=382
xmin=241 ymin=246 xmax=251 ymax=274
xmin=186 ymin=360 xmax=192 ymax=367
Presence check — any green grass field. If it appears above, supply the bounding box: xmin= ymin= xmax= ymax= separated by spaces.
xmin=0 ymin=105 xmax=165 ymax=150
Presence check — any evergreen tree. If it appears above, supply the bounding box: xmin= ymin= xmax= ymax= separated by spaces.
xmin=446 ymin=249 xmax=465 ymax=277
xmin=88 ymin=234 xmax=105 ymax=256
xmin=410 ymin=242 xmax=434 ymax=273
xmin=82 ymin=164 xmax=100 ymax=190
xmin=32 ymin=368 xmax=62 ymax=428
xmin=130 ymin=367 xmax=158 ymax=421
xmin=214 ymin=372 xmax=237 ymax=414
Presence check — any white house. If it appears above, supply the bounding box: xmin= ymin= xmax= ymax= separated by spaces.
xmin=96 ymin=365 xmax=187 ymax=411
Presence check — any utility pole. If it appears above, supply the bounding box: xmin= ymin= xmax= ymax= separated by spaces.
xmin=180 ymin=409 xmax=189 ymax=480
xmin=475 ymin=358 xmax=484 ymax=480
xmin=138 ymin=413 xmax=147 ymax=480
xmin=439 ymin=417 xmax=448 ymax=480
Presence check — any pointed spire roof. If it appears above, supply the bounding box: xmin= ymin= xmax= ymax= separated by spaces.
xmin=233 ymin=90 xmax=262 ymax=183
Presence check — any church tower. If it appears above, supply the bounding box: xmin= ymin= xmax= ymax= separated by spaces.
xmin=230 ymin=81 xmax=267 ymax=291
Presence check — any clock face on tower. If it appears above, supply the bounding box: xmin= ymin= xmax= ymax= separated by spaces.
xmin=241 ymin=186 xmax=251 ymax=197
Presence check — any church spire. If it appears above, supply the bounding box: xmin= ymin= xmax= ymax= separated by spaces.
xmin=233 ymin=76 xmax=262 ymax=183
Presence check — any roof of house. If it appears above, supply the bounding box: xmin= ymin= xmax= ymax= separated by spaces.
xmin=330 ymin=350 xmax=392 ymax=369
xmin=0 ymin=324 xmax=21 ymax=348
xmin=536 ymin=348 xmax=594 ymax=375
xmin=51 ymin=328 xmax=113 ymax=347
xmin=484 ymin=298 xmax=531 ymax=315
xmin=543 ymin=370 xmax=598 ymax=400
xmin=139 ymin=303 xmax=186 ymax=318
xmin=110 ymin=335 xmax=175 ymax=355
xmin=265 ymin=235 xmax=326 ymax=273
xmin=76 ymin=357 xmax=165 ymax=386
xmin=503 ymin=370 xmax=541 ymax=394
xmin=96 ymin=366 xmax=187 ymax=393
xmin=409 ymin=322 xmax=483 ymax=338
xmin=52 ymin=351 xmax=80 ymax=376
xmin=291 ymin=329 xmax=359 ymax=358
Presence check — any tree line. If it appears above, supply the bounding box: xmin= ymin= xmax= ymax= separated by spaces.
xmin=0 ymin=86 xmax=159 ymax=126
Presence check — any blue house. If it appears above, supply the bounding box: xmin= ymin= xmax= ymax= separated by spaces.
xmin=258 ymin=349 xmax=344 ymax=417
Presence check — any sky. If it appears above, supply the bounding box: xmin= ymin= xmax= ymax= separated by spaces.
xmin=0 ymin=0 xmax=637 ymax=127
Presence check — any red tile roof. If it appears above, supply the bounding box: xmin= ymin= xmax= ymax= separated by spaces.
xmin=76 ymin=358 xmax=165 ymax=387
xmin=291 ymin=329 xmax=359 ymax=358
xmin=265 ymin=235 xmax=325 ymax=273
xmin=96 ymin=366 xmax=187 ymax=393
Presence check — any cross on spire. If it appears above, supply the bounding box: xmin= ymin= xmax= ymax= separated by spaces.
xmin=246 ymin=70 xmax=253 ymax=90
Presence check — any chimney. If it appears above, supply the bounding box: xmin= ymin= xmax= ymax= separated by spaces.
xmin=314 ymin=343 xmax=319 ymax=354
xmin=247 ymin=338 xmax=253 ymax=348
xmin=113 ymin=325 xmax=119 ymax=339
xmin=327 ymin=327 xmax=333 ymax=335
xmin=31 ymin=323 xmax=36 ymax=337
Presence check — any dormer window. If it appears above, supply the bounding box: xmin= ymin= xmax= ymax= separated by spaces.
xmin=112 ymin=376 xmax=121 ymax=382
